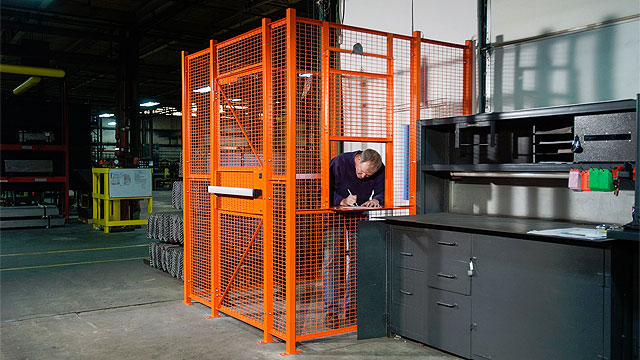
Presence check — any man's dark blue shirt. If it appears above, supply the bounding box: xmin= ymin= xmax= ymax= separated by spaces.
xmin=329 ymin=151 xmax=385 ymax=206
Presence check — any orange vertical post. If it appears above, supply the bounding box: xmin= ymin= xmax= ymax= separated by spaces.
xmin=463 ymin=40 xmax=473 ymax=115
xmin=320 ymin=21 xmax=330 ymax=209
xmin=409 ymin=31 xmax=421 ymax=215
xmin=260 ymin=17 xmax=275 ymax=344
xmin=281 ymin=8 xmax=301 ymax=356
xmin=384 ymin=33 xmax=394 ymax=208
xmin=209 ymin=39 xmax=220 ymax=318
xmin=181 ymin=50 xmax=193 ymax=305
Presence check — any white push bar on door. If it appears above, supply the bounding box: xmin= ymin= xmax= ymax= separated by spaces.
xmin=207 ymin=186 xmax=262 ymax=198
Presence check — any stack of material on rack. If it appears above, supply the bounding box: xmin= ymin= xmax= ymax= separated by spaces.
xmin=149 ymin=242 xmax=184 ymax=279
xmin=147 ymin=156 xmax=184 ymax=279
xmin=0 ymin=205 xmax=64 ymax=229
xmin=171 ymin=181 xmax=182 ymax=210
xmin=147 ymin=210 xmax=183 ymax=244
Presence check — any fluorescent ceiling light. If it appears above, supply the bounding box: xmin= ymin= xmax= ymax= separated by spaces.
xmin=229 ymin=98 xmax=241 ymax=102
xmin=299 ymin=73 xmax=313 ymax=78
xmin=99 ymin=113 xmax=114 ymax=118
xmin=107 ymin=121 xmax=116 ymax=126
xmin=193 ymin=86 xmax=211 ymax=93
xmin=140 ymin=101 xmax=160 ymax=107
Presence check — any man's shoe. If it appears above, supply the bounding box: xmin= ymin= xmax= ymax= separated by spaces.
xmin=325 ymin=312 xmax=338 ymax=329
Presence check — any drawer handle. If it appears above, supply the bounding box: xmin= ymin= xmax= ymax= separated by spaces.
xmin=437 ymin=272 xmax=457 ymax=279
xmin=437 ymin=241 xmax=458 ymax=246
xmin=437 ymin=301 xmax=457 ymax=308
xmin=399 ymin=290 xmax=413 ymax=296
xmin=399 ymin=251 xmax=413 ymax=256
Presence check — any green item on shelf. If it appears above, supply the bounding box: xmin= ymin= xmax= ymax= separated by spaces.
xmin=588 ymin=168 xmax=601 ymax=191
xmin=600 ymin=169 xmax=614 ymax=192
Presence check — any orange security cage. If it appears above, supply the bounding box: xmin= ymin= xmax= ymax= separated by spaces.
xmin=181 ymin=9 xmax=472 ymax=355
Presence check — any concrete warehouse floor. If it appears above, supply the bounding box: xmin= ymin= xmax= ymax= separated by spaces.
xmin=0 ymin=191 xmax=459 ymax=360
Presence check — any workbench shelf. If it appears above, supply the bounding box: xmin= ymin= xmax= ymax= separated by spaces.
xmin=420 ymin=99 xmax=635 ymax=127
xmin=418 ymin=99 xmax=637 ymax=202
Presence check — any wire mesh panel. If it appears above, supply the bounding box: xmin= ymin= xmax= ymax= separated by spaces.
xmin=294 ymin=211 xmax=366 ymax=338
xmin=270 ymin=19 xmax=289 ymax=340
xmin=213 ymin=26 xmax=267 ymax=328
xmin=420 ymin=39 xmax=468 ymax=119
xmin=393 ymin=36 xmax=413 ymax=209
xmin=183 ymin=46 xmax=213 ymax=307
xmin=328 ymin=26 xmax=391 ymax=140
xmin=295 ymin=20 xmax=323 ymax=211
xmin=271 ymin=183 xmax=288 ymax=337
xmin=218 ymin=72 xmax=264 ymax=167
xmin=182 ymin=9 xmax=470 ymax=354
xmin=218 ymin=213 xmax=264 ymax=326
xmin=188 ymin=179 xmax=211 ymax=305
xmin=186 ymin=50 xmax=211 ymax=175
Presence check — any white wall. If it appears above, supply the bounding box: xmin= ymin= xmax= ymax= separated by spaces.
xmin=451 ymin=183 xmax=635 ymax=225
xmin=490 ymin=0 xmax=638 ymax=42
xmin=344 ymin=0 xmax=476 ymax=43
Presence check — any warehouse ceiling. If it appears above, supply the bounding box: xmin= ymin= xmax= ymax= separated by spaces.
xmin=1 ymin=0 xmax=331 ymax=113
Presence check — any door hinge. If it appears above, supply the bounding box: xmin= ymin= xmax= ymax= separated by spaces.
xmin=470 ymin=323 xmax=477 ymax=330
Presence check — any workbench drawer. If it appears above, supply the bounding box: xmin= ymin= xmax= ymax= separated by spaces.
xmin=389 ymin=266 xmax=427 ymax=343
xmin=426 ymin=288 xmax=471 ymax=358
xmin=390 ymin=226 xmax=428 ymax=270
xmin=427 ymin=258 xmax=471 ymax=295
xmin=425 ymin=229 xmax=471 ymax=262
xmin=390 ymin=266 xmax=426 ymax=308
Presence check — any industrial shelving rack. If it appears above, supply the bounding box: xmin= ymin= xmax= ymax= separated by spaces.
xmin=0 ymin=96 xmax=69 ymax=222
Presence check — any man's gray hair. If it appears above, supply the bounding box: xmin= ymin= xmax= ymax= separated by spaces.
xmin=360 ymin=149 xmax=382 ymax=172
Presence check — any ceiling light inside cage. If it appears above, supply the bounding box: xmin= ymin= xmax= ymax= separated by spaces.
xmin=353 ymin=43 xmax=363 ymax=54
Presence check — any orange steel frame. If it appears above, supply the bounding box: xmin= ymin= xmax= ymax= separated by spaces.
xmin=182 ymin=9 xmax=472 ymax=355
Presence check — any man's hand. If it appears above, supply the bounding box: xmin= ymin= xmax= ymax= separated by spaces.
xmin=340 ymin=195 xmax=358 ymax=206
xmin=361 ymin=199 xmax=380 ymax=207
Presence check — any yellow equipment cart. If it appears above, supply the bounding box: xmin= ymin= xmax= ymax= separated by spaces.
xmin=92 ymin=168 xmax=152 ymax=233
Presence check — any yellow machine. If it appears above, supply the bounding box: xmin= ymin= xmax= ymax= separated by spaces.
xmin=92 ymin=168 xmax=152 ymax=233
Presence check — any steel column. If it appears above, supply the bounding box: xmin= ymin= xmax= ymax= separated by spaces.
xmin=282 ymin=8 xmax=301 ymax=356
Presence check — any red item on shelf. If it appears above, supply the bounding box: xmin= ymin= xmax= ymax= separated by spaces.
xmin=580 ymin=170 xmax=591 ymax=191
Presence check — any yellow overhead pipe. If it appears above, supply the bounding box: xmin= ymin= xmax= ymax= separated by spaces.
xmin=0 ymin=64 xmax=65 ymax=78
xmin=13 ymin=76 xmax=41 ymax=95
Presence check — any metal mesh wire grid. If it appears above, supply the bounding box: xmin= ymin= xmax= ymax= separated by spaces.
xmin=419 ymin=39 xmax=468 ymax=119
xmin=182 ymin=10 xmax=471 ymax=353
xmin=186 ymin=50 xmax=211 ymax=175
xmin=188 ymin=180 xmax=211 ymax=304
